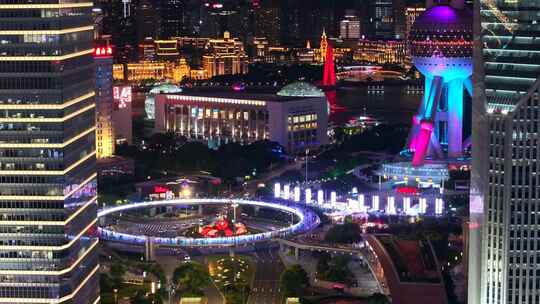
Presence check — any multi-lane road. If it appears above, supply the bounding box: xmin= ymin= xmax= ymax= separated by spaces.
xmin=247 ymin=246 xmax=284 ymax=304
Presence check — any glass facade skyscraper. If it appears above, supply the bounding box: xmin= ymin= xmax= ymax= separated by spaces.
xmin=0 ymin=1 xmax=99 ymax=303
xmin=470 ymin=1 xmax=540 ymax=304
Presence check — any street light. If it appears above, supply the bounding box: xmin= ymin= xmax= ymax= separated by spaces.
xmin=113 ymin=288 xmax=118 ymax=304
xmin=231 ymin=202 xmax=239 ymax=222
xmin=305 ymin=149 xmax=309 ymax=184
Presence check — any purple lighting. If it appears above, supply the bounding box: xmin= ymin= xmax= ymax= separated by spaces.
xmin=406 ymin=4 xmax=472 ymax=166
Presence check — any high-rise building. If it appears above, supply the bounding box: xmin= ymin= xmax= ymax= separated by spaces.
xmin=135 ymin=0 xmax=159 ymax=43
xmin=160 ymin=0 xmax=184 ymax=38
xmin=254 ymin=3 xmax=281 ymax=45
xmin=0 ymin=1 xmax=99 ymax=303
xmin=339 ymin=10 xmax=361 ymax=40
xmin=95 ymin=40 xmax=115 ymax=159
xmin=405 ymin=6 xmax=425 ymax=42
xmin=470 ymin=0 xmax=540 ymax=304
xmin=369 ymin=0 xmax=394 ymax=39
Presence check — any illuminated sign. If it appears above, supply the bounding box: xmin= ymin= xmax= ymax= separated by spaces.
xmin=153 ymin=186 xmax=169 ymax=194
xmin=93 ymin=46 xmax=113 ymax=57
xmin=113 ymin=86 xmax=132 ymax=109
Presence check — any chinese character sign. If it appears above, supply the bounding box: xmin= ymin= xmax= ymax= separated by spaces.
xmin=113 ymin=86 xmax=132 ymax=109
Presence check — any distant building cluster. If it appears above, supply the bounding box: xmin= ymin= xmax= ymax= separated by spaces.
xmin=90 ymin=0 xmax=428 ymax=85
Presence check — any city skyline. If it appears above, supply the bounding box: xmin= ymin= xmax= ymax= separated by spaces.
xmin=2 ymin=0 xmax=538 ymax=303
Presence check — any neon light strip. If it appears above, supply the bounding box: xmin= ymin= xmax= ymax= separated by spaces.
xmin=0 ymin=240 xmax=98 ymax=275
xmin=0 ymin=49 xmax=93 ymax=61
xmin=98 ymin=199 xmax=321 ymax=247
xmin=0 ymin=218 xmax=97 ymax=251
xmin=0 ymin=26 xmax=93 ymax=35
xmin=0 ymin=103 xmax=94 ymax=123
xmin=0 ymin=173 xmax=96 ymax=201
xmin=0 ymin=265 xmax=99 ymax=303
xmin=0 ymin=3 xmax=93 ymax=9
xmin=166 ymin=95 xmax=266 ymax=106
xmin=0 ymin=127 xmax=96 ymax=149
xmin=0 ymin=92 xmax=95 ymax=110
xmin=0 ymin=151 xmax=95 ymax=175
xmin=0 ymin=196 xmax=97 ymax=226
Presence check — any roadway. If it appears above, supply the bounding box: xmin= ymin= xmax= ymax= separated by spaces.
xmin=247 ymin=245 xmax=284 ymax=304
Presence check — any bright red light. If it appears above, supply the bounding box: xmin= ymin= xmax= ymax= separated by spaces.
xmin=153 ymin=186 xmax=169 ymax=193
xmin=396 ymin=186 xmax=419 ymax=195
xmin=93 ymin=46 xmax=113 ymax=57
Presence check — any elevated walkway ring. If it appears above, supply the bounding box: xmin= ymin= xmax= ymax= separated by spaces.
xmin=98 ymin=198 xmax=320 ymax=247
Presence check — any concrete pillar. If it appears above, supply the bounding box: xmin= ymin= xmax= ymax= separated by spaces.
xmin=145 ymin=237 xmax=155 ymax=261
xmin=198 ymin=205 xmax=203 ymax=215
xmin=294 ymin=247 xmax=299 ymax=261
xmin=149 ymin=207 xmax=156 ymax=217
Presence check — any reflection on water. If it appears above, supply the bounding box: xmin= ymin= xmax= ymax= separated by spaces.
xmin=131 ymin=84 xmax=424 ymax=129
xmin=328 ymin=84 xmax=422 ymax=127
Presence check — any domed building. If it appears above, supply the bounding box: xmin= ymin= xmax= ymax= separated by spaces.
xmin=152 ymin=83 xmax=329 ymax=153
xmin=145 ymin=83 xmax=182 ymax=120
xmin=277 ymin=81 xmax=325 ymax=98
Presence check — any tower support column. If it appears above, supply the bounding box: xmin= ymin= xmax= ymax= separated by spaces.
xmin=447 ymin=78 xmax=464 ymax=158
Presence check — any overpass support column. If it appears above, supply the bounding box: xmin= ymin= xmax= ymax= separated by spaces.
xmin=145 ymin=237 xmax=155 ymax=261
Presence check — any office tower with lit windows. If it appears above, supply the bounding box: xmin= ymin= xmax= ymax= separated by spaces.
xmin=370 ymin=0 xmax=394 ymax=39
xmin=0 ymin=1 xmax=99 ymax=303
xmin=339 ymin=10 xmax=361 ymax=40
xmin=470 ymin=1 xmax=540 ymax=304
xmin=160 ymin=0 xmax=183 ymax=38
xmin=95 ymin=40 xmax=115 ymax=159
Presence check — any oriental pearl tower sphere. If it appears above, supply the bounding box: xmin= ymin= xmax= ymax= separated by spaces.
xmin=407 ymin=0 xmax=473 ymax=167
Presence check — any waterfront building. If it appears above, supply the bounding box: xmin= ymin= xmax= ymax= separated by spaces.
xmin=153 ymin=82 xmax=328 ymax=153
xmin=353 ymin=39 xmax=407 ymax=66
xmin=202 ymin=32 xmax=249 ymax=78
xmin=0 ymin=1 xmax=99 ymax=302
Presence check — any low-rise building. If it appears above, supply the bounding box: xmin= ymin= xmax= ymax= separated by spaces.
xmin=153 ymin=82 xmax=329 ymax=153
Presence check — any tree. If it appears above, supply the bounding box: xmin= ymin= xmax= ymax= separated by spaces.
xmin=280 ymin=264 xmax=309 ymax=297
xmin=172 ymin=262 xmax=212 ymax=295
xmin=324 ymin=223 xmax=362 ymax=244
xmin=367 ymin=293 xmax=391 ymax=304
xmin=110 ymin=263 xmax=126 ymax=288
xmin=323 ymin=255 xmax=354 ymax=284
xmin=131 ymin=290 xmax=152 ymax=304
xmin=316 ymin=252 xmax=331 ymax=275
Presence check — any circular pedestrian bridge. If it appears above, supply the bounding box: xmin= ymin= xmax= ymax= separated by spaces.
xmin=98 ymin=198 xmax=320 ymax=248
